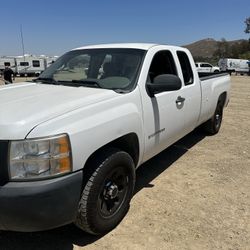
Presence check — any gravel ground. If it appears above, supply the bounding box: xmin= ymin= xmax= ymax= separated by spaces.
xmin=0 ymin=75 xmax=249 ymax=250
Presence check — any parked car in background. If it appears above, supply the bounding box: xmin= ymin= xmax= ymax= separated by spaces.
xmin=195 ymin=62 xmax=220 ymax=73
xmin=218 ymin=58 xmax=249 ymax=75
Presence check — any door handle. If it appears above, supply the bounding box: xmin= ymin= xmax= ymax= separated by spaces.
xmin=176 ymin=96 xmax=185 ymax=104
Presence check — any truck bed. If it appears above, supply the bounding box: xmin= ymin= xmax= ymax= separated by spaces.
xmin=197 ymin=72 xmax=230 ymax=127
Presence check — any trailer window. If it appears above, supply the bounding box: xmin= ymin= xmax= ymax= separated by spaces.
xmin=20 ymin=62 xmax=29 ymax=66
xmin=177 ymin=51 xmax=194 ymax=85
xmin=4 ymin=62 xmax=11 ymax=66
xmin=33 ymin=60 xmax=40 ymax=67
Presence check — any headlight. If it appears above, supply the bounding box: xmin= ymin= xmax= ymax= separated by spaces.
xmin=9 ymin=134 xmax=72 ymax=180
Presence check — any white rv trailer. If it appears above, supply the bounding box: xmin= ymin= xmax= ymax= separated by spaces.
xmin=218 ymin=58 xmax=249 ymax=74
xmin=0 ymin=55 xmax=58 ymax=76
xmin=15 ymin=55 xmax=46 ymax=76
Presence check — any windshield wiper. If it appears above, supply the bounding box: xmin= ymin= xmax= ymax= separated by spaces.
xmin=32 ymin=77 xmax=60 ymax=85
xmin=71 ymin=80 xmax=102 ymax=88
xmin=72 ymin=80 xmax=127 ymax=93
xmin=113 ymin=88 xmax=127 ymax=94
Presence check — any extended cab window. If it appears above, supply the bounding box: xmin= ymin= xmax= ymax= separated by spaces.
xmin=147 ymin=50 xmax=177 ymax=83
xmin=177 ymin=51 xmax=194 ymax=85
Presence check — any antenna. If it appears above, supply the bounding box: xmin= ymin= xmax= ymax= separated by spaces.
xmin=20 ymin=24 xmax=25 ymax=57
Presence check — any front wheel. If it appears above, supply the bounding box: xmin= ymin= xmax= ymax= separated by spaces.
xmin=75 ymin=148 xmax=135 ymax=235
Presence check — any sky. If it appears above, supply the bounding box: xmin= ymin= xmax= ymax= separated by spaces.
xmin=1 ymin=0 xmax=249 ymax=56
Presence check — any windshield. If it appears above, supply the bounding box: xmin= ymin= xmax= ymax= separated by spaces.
xmin=38 ymin=48 xmax=145 ymax=92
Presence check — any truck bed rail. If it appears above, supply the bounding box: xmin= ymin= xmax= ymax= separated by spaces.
xmin=199 ymin=72 xmax=229 ymax=81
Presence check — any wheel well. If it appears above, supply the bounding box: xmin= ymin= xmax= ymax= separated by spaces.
xmin=218 ymin=92 xmax=227 ymax=107
xmin=84 ymin=133 xmax=140 ymax=170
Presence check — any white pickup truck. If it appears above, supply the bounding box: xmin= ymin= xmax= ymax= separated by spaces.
xmin=0 ymin=43 xmax=230 ymax=235
xmin=195 ymin=62 xmax=220 ymax=73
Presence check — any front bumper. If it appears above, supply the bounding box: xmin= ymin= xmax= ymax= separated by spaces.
xmin=0 ymin=171 xmax=82 ymax=232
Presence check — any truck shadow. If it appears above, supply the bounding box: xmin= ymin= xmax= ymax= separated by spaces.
xmin=134 ymin=128 xmax=206 ymax=194
xmin=0 ymin=129 xmax=206 ymax=250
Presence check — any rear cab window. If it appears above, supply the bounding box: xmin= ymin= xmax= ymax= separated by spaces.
xmin=177 ymin=51 xmax=194 ymax=85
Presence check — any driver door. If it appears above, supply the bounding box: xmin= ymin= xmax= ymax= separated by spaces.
xmin=141 ymin=50 xmax=187 ymax=161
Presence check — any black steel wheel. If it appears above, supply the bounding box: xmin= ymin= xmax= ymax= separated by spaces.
xmin=98 ymin=166 xmax=130 ymax=218
xmin=75 ymin=148 xmax=135 ymax=235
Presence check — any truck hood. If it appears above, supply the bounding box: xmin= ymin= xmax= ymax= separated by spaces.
xmin=0 ymin=82 xmax=117 ymax=139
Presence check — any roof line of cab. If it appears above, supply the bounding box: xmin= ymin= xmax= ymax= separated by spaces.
xmin=72 ymin=43 xmax=184 ymax=51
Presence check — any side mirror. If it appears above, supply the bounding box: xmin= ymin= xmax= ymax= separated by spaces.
xmin=146 ymin=74 xmax=182 ymax=97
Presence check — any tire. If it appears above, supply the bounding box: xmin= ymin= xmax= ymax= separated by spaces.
xmin=75 ymin=148 xmax=135 ymax=235
xmin=203 ymin=101 xmax=223 ymax=135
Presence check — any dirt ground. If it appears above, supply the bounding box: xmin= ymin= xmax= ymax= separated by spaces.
xmin=0 ymin=75 xmax=249 ymax=250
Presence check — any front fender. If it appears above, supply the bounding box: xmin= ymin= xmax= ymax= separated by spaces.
xmin=27 ymin=89 xmax=144 ymax=172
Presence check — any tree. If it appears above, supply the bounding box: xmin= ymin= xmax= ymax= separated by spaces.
xmin=245 ymin=17 xmax=250 ymax=34
xmin=213 ymin=38 xmax=230 ymax=59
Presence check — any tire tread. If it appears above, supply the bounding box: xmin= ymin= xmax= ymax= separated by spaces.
xmin=75 ymin=148 xmax=135 ymax=235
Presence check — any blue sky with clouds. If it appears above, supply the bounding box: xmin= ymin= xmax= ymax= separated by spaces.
xmin=1 ymin=0 xmax=249 ymax=56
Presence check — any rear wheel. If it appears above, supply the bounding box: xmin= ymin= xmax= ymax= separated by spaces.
xmin=203 ymin=101 xmax=223 ymax=135
xmin=75 ymin=148 xmax=135 ymax=235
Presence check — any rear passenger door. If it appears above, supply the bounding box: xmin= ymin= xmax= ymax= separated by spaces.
xmin=176 ymin=51 xmax=201 ymax=133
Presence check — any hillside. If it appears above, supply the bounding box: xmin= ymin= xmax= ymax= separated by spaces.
xmin=183 ymin=38 xmax=247 ymax=59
